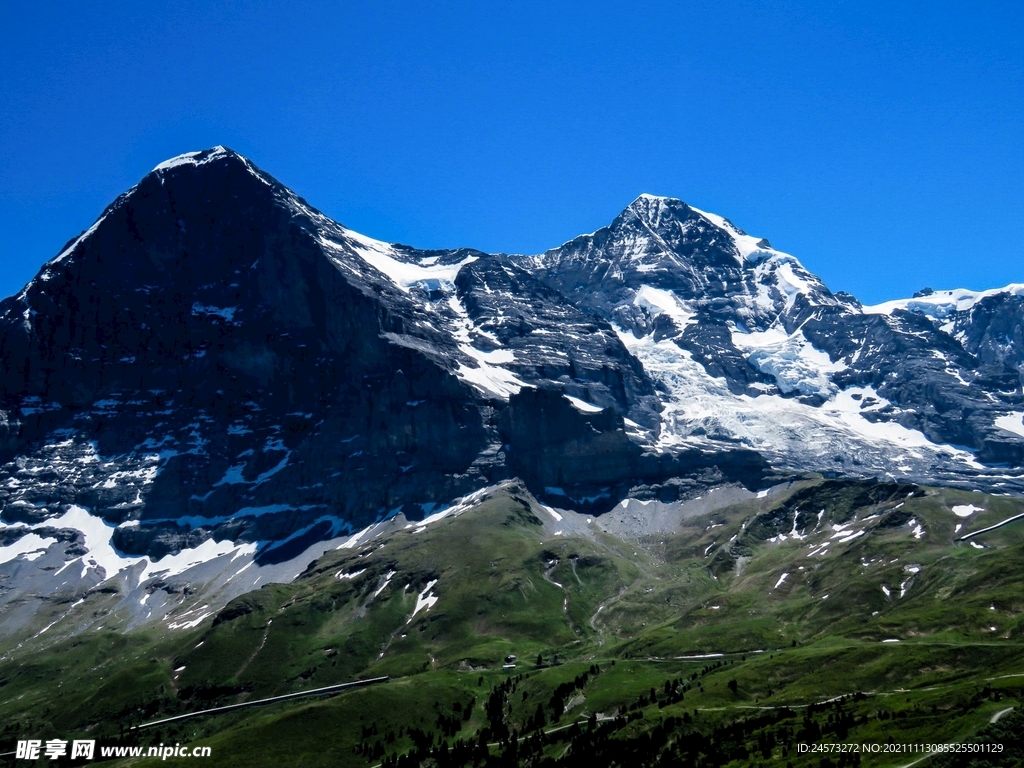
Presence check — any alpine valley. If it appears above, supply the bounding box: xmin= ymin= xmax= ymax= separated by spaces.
xmin=1 ymin=148 xmax=1023 ymax=767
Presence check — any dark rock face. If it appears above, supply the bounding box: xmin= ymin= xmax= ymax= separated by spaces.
xmin=501 ymin=387 xmax=769 ymax=513
xmin=453 ymin=257 xmax=660 ymax=426
xmin=0 ymin=149 xmax=502 ymax=555
xmin=1 ymin=149 xmax=1022 ymax=567
xmin=502 ymin=387 xmax=643 ymax=507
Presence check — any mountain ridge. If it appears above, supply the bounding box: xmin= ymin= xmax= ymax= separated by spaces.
xmin=0 ymin=147 xmax=1021 ymax=637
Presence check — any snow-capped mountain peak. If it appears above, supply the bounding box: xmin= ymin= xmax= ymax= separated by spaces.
xmin=863 ymin=284 xmax=1024 ymax=321
xmin=2 ymin=149 xmax=1023 ymax=642
xmin=626 ymin=193 xmax=780 ymax=267
xmin=153 ymin=145 xmax=234 ymax=172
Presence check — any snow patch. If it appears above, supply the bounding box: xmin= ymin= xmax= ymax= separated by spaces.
xmin=141 ymin=538 xmax=256 ymax=584
xmin=733 ymin=326 xmax=846 ymax=398
xmin=409 ymin=579 xmax=439 ymax=621
xmin=615 ymin=325 xmax=982 ymax=477
xmin=539 ymin=505 xmax=563 ymax=522
xmin=864 ymin=284 xmax=1024 ymax=319
xmin=336 ymin=568 xmax=365 ymax=581
xmin=688 ymin=204 xmax=782 ymax=264
xmin=0 ymin=533 xmax=58 ymax=566
xmin=7 ymin=505 xmax=257 ymax=585
xmin=563 ymin=395 xmax=603 ymax=413
xmin=633 ymin=286 xmax=695 ymax=331
xmin=952 ymin=504 xmax=983 ymax=518
xmin=168 ymin=610 xmax=214 ymax=631
xmin=321 ymin=232 xmax=476 ymax=293
xmin=154 ymin=146 xmax=231 ymax=172
xmin=372 ymin=571 xmax=396 ymax=598
xmin=994 ymin=412 xmax=1024 ymax=439
xmin=456 ymin=346 xmax=524 ymax=399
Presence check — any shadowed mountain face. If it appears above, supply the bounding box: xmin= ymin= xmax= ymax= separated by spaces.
xmin=0 ymin=149 xmax=497 ymax=559
xmin=0 ymin=149 xmax=762 ymax=573
xmin=0 ymin=147 xmax=1021 ymax=602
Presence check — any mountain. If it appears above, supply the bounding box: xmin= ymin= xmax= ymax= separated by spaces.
xmin=1 ymin=147 xmax=1023 ymax=639
xmin=515 ymin=194 xmax=1024 ymax=477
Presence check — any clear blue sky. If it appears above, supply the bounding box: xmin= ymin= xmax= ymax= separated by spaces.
xmin=1 ymin=1 xmax=1022 ymax=305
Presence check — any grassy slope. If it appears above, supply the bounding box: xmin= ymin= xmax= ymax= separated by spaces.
xmin=0 ymin=480 xmax=1022 ymax=766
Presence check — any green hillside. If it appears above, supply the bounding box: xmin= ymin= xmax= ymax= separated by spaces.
xmin=2 ymin=479 xmax=1023 ymax=767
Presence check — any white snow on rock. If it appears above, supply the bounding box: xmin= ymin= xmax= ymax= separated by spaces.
xmin=456 ymin=346 xmax=524 ymax=399
xmin=409 ymin=579 xmax=439 ymax=621
xmin=823 ymin=388 xmax=973 ymax=459
xmin=2 ymin=505 xmax=257 ymax=586
xmin=49 ymin=216 xmax=109 ymax=267
xmin=732 ymin=326 xmax=846 ymax=398
xmin=167 ymin=604 xmax=214 ymax=630
xmin=372 ymin=570 xmax=396 ymax=598
xmin=687 ymin=202 xmax=785 ymax=265
xmin=617 ymin=321 xmax=982 ymax=476
xmin=45 ymin=505 xmax=134 ymax=579
xmin=141 ymin=538 xmax=257 ymax=584
xmin=153 ymin=146 xmax=231 ymax=172
xmin=633 ymin=285 xmax=696 ymax=330
xmin=863 ymin=284 xmax=1024 ymax=319
xmin=563 ymin=395 xmax=603 ymax=413
xmin=407 ymin=486 xmax=495 ymax=533
xmin=994 ymin=412 xmax=1024 ymax=439
xmin=0 ymin=533 xmax=58 ymax=566
xmin=833 ymin=529 xmax=866 ymax=544
xmin=539 ymin=504 xmax=563 ymax=522
xmin=320 ymin=231 xmax=525 ymax=400
xmin=321 ymin=232 xmax=475 ymax=294
xmin=338 ymin=523 xmax=375 ymax=550
xmin=773 ymin=573 xmax=788 ymax=589
xmin=336 ymin=568 xmax=365 ymax=581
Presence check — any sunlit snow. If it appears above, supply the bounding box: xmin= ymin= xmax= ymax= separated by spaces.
xmin=0 ymin=533 xmax=58 ymax=566
xmin=409 ymin=579 xmax=439 ymax=621
xmin=994 ymin=412 xmax=1024 ymax=439
xmin=864 ymin=284 xmax=1024 ymax=319
xmin=952 ymin=504 xmax=983 ymax=518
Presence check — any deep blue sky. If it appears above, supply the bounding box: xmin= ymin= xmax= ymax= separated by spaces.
xmin=2 ymin=1 xmax=1022 ymax=305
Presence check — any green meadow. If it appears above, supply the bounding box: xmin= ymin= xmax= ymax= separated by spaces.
xmin=1 ymin=479 xmax=1022 ymax=766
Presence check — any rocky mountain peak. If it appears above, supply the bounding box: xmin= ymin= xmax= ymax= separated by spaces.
xmin=1 ymin=150 xmax=1023 ymax=639
xmin=148 ymin=146 xmax=276 ymax=189
xmin=619 ymin=193 xmax=698 ymax=231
